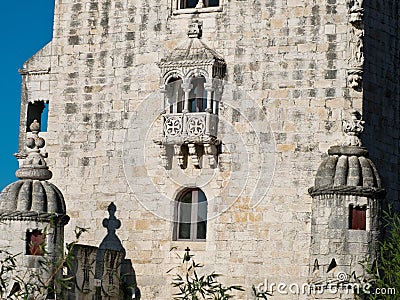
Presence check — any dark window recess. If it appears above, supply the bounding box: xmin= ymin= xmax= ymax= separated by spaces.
xmin=175 ymin=188 xmax=207 ymax=241
xmin=167 ymin=77 xmax=184 ymax=113
xmin=349 ymin=205 xmax=367 ymax=230
xmin=180 ymin=0 xmax=219 ymax=9
xmin=189 ymin=77 xmax=207 ymax=112
xmin=27 ymin=101 xmax=49 ymax=132
xmin=26 ymin=229 xmax=45 ymax=256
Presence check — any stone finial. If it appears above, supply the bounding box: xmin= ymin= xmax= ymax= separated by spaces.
xmin=15 ymin=120 xmax=52 ymax=180
xmin=342 ymin=111 xmax=365 ymax=147
xmin=188 ymin=20 xmax=203 ymax=39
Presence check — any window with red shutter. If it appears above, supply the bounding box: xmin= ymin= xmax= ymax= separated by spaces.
xmin=349 ymin=205 xmax=367 ymax=230
xmin=26 ymin=229 xmax=45 ymax=255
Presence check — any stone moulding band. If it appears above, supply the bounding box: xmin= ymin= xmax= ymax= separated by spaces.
xmin=308 ymin=186 xmax=386 ymax=198
xmin=18 ymin=67 xmax=51 ymax=76
xmin=0 ymin=210 xmax=70 ymax=225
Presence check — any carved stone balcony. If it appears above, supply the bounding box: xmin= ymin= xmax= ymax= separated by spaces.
xmin=155 ymin=20 xmax=225 ymax=169
xmin=163 ymin=112 xmax=218 ymax=144
xmin=157 ymin=112 xmax=219 ymax=169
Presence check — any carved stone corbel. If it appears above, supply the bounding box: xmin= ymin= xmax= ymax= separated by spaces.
xmin=160 ymin=144 xmax=169 ymax=168
xmin=204 ymin=143 xmax=218 ymax=167
xmin=174 ymin=144 xmax=184 ymax=168
xmin=188 ymin=20 xmax=203 ymax=38
xmin=188 ymin=143 xmax=200 ymax=168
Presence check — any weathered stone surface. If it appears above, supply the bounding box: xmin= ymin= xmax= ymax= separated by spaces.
xmin=9 ymin=0 xmax=399 ymax=299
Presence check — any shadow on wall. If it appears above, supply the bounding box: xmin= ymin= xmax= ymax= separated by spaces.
xmin=66 ymin=202 xmax=140 ymax=299
xmin=362 ymin=0 xmax=400 ymax=209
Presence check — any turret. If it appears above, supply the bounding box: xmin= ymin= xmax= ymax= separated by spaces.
xmin=0 ymin=121 xmax=69 ymax=298
xmin=308 ymin=111 xmax=384 ymax=297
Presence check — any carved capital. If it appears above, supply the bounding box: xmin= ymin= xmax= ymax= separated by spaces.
xmin=204 ymin=82 xmax=214 ymax=91
xmin=181 ymin=82 xmax=193 ymax=93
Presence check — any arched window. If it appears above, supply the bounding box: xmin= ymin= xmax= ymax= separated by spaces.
xmin=174 ymin=188 xmax=207 ymax=241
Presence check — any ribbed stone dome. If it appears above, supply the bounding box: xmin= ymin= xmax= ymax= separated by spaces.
xmin=309 ymin=145 xmax=385 ymax=197
xmin=309 ymin=112 xmax=385 ymax=198
xmin=0 ymin=179 xmax=66 ymax=214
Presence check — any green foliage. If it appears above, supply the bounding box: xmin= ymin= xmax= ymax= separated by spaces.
xmin=363 ymin=208 xmax=400 ymax=299
xmin=168 ymin=251 xmax=244 ymax=300
xmin=0 ymin=250 xmax=18 ymax=298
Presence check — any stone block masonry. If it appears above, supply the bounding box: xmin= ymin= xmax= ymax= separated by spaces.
xmin=13 ymin=0 xmax=399 ymax=299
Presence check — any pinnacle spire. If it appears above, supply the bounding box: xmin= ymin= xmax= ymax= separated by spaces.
xmin=15 ymin=120 xmax=52 ymax=180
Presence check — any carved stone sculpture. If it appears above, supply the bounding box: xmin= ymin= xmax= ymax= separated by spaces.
xmin=349 ymin=0 xmax=364 ymax=24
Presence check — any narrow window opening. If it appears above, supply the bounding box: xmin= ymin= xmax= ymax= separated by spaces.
xmin=27 ymin=101 xmax=49 ymax=132
xmin=175 ymin=188 xmax=208 ymax=241
xmin=349 ymin=205 xmax=367 ymax=230
xmin=26 ymin=229 xmax=45 ymax=256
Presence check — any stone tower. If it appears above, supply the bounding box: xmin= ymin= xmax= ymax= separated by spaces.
xmin=308 ymin=111 xmax=385 ymax=297
xmin=0 ymin=121 xmax=69 ymax=298
xmin=10 ymin=0 xmax=400 ymax=299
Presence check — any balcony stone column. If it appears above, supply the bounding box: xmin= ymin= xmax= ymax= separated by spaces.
xmin=182 ymin=80 xmax=192 ymax=113
xmin=204 ymin=81 xmax=214 ymax=135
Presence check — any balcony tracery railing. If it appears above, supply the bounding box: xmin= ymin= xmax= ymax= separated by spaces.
xmin=163 ymin=112 xmax=217 ymax=144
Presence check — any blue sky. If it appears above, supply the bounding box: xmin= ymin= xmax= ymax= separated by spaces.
xmin=0 ymin=1 xmax=55 ymax=190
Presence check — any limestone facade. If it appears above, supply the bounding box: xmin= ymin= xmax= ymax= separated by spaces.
xmin=10 ymin=0 xmax=400 ymax=299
